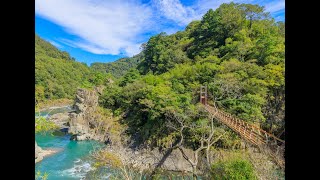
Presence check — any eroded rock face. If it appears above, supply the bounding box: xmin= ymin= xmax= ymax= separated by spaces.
xmin=103 ymin=145 xmax=194 ymax=172
xmin=35 ymin=141 xmax=43 ymax=163
xmin=160 ymin=148 xmax=194 ymax=172
xmin=68 ymin=88 xmax=107 ymax=142
xmin=48 ymin=112 xmax=70 ymax=128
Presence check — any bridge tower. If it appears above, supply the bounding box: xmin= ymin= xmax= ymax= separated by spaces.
xmin=200 ymin=85 xmax=207 ymax=105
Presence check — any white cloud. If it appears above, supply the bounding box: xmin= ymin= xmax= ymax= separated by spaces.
xmin=192 ymin=0 xmax=233 ymax=14
xmin=152 ymin=0 xmax=201 ymax=26
xmin=36 ymin=0 xmax=284 ymax=57
xmin=47 ymin=39 xmax=63 ymax=48
xmin=36 ymin=0 xmax=153 ymax=56
xmin=264 ymin=0 xmax=285 ymax=13
xmin=152 ymin=0 xmax=262 ymax=26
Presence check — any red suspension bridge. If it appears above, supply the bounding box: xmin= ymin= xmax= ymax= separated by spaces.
xmin=200 ymin=86 xmax=285 ymax=168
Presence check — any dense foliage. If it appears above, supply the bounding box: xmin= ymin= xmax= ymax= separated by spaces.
xmin=210 ymin=158 xmax=257 ymax=179
xmin=91 ymin=52 xmax=144 ymax=78
xmin=35 ymin=35 xmax=91 ymax=102
xmin=100 ymin=2 xmax=285 ymax=148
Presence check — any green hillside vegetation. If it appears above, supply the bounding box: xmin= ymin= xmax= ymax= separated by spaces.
xmin=100 ymin=2 xmax=284 ymax=151
xmin=35 ymin=35 xmax=111 ymax=103
xmin=90 ymin=52 xmax=144 ymax=78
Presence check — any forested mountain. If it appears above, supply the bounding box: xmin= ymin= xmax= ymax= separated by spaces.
xmin=90 ymin=52 xmax=143 ymax=78
xmin=35 ymin=35 xmax=91 ymax=102
xmin=101 ymin=2 xmax=285 ymax=148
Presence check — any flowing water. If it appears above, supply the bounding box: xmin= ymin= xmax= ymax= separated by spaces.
xmin=35 ymin=107 xmax=194 ymax=179
xmin=35 ymin=106 xmax=107 ymax=179
xmin=36 ymin=106 xmax=73 ymax=118
xmin=35 ymin=133 xmax=105 ymax=179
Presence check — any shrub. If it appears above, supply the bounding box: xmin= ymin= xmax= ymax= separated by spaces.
xmin=35 ymin=116 xmax=58 ymax=134
xmin=211 ymin=158 xmax=257 ymax=180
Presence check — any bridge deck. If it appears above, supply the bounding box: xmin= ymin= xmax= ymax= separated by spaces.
xmin=204 ymin=104 xmax=285 ymax=168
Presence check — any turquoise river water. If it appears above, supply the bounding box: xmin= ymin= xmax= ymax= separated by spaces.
xmin=35 ymin=107 xmax=195 ymax=179
xmin=35 ymin=106 xmax=108 ymax=179
xmin=35 ymin=133 xmax=105 ymax=179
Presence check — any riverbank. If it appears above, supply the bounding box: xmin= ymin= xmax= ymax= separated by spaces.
xmin=37 ymin=98 xmax=73 ymax=111
xmin=35 ymin=148 xmax=60 ymax=163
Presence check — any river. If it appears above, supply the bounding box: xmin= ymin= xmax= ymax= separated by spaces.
xmin=35 ymin=106 xmax=194 ymax=179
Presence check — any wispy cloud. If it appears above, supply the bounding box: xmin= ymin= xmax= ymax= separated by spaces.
xmin=264 ymin=0 xmax=285 ymax=13
xmin=36 ymin=0 xmax=284 ymax=57
xmin=47 ymin=39 xmax=63 ymax=48
xmin=152 ymin=0 xmax=200 ymax=26
xmin=153 ymin=0 xmax=284 ymax=26
xmin=36 ymin=0 xmax=153 ymax=56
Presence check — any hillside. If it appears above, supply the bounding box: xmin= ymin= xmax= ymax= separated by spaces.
xmin=90 ymin=52 xmax=143 ymax=78
xmin=35 ymin=35 xmax=91 ymax=102
xmin=102 ymin=2 xmax=285 ymax=142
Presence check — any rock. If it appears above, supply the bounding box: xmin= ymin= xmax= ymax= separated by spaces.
xmin=35 ymin=143 xmax=60 ymax=164
xmin=160 ymin=147 xmax=194 ymax=172
xmin=48 ymin=112 xmax=70 ymax=128
xmin=102 ymin=145 xmax=194 ymax=173
xmin=35 ymin=141 xmax=43 ymax=163
xmin=68 ymin=87 xmax=107 ymax=142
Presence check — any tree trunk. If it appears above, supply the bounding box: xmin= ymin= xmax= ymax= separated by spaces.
xmin=192 ymin=165 xmax=197 ymax=180
xmin=206 ymin=146 xmax=210 ymax=166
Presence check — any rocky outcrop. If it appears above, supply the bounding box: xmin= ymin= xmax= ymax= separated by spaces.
xmin=48 ymin=112 xmax=70 ymax=128
xmin=103 ymin=145 xmax=194 ymax=172
xmin=35 ymin=141 xmax=60 ymax=163
xmin=35 ymin=141 xmax=43 ymax=163
xmin=68 ymin=87 xmax=108 ymax=142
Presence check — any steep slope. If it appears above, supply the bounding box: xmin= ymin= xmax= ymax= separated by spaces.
xmin=100 ymin=2 xmax=285 ymax=148
xmin=35 ymin=35 xmax=91 ymax=102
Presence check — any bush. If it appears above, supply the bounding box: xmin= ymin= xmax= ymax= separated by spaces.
xmin=35 ymin=116 xmax=58 ymax=134
xmin=211 ymin=158 xmax=257 ymax=180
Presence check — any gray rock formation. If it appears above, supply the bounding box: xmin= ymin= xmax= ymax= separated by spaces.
xmin=68 ymin=88 xmax=107 ymax=142
xmin=35 ymin=141 xmax=59 ymax=163
xmin=35 ymin=141 xmax=43 ymax=163
xmin=48 ymin=112 xmax=70 ymax=128
xmin=103 ymin=145 xmax=194 ymax=172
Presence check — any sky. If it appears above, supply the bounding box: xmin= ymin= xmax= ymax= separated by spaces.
xmin=35 ymin=0 xmax=285 ymax=65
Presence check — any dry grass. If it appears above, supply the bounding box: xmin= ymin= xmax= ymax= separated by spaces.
xmin=37 ymin=98 xmax=73 ymax=110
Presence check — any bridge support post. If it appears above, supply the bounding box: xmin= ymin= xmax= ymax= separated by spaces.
xmin=200 ymin=85 xmax=207 ymax=105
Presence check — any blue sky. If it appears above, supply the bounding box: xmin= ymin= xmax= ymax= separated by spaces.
xmin=35 ymin=0 xmax=284 ymax=65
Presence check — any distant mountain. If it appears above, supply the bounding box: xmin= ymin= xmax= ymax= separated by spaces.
xmin=90 ymin=52 xmax=144 ymax=78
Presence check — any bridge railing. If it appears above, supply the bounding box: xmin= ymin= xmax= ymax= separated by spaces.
xmin=204 ymin=105 xmax=284 ymax=146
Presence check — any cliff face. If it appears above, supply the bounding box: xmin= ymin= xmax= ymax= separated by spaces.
xmin=68 ymin=87 xmax=108 ymax=142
